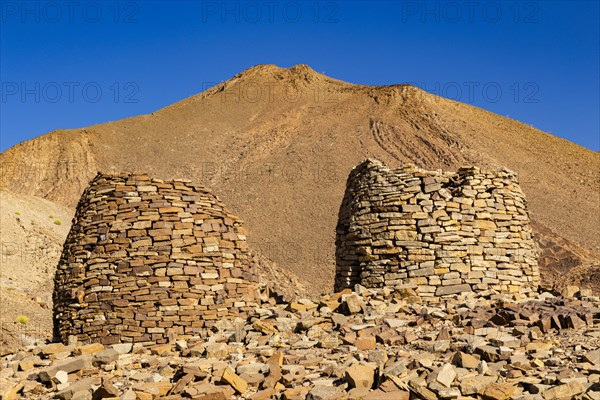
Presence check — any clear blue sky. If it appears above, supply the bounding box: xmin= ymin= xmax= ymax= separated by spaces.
xmin=1 ymin=1 xmax=599 ymax=151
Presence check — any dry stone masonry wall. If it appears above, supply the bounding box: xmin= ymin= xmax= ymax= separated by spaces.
xmin=53 ymin=173 xmax=259 ymax=345
xmin=335 ymin=159 xmax=540 ymax=299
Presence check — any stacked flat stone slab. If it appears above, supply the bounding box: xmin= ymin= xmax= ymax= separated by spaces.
xmin=335 ymin=159 xmax=540 ymax=299
xmin=53 ymin=173 xmax=259 ymax=345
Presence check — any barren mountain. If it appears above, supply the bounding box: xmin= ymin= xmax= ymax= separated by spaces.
xmin=1 ymin=64 xmax=599 ymax=295
xmin=0 ymin=190 xmax=72 ymax=352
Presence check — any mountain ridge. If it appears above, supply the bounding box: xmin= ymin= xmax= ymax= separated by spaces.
xmin=1 ymin=63 xmax=598 ymax=294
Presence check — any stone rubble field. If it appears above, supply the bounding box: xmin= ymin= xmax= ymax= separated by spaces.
xmin=1 ymin=286 xmax=599 ymax=400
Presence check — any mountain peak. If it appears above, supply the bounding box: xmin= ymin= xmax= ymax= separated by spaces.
xmin=231 ymin=63 xmax=335 ymax=85
xmin=287 ymin=63 xmax=318 ymax=75
xmin=237 ymin=63 xmax=284 ymax=77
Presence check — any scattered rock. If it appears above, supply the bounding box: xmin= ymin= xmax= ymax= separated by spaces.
xmin=54 ymin=377 xmax=95 ymax=400
xmin=433 ymin=363 xmax=456 ymax=387
xmin=542 ymin=381 xmax=585 ymax=400
xmin=92 ymin=349 xmax=119 ymax=367
xmin=482 ymin=383 xmax=516 ymax=400
xmin=221 ymin=366 xmax=248 ymax=394
xmin=345 ymin=364 xmax=375 ymax=389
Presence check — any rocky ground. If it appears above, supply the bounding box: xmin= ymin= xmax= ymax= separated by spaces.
xmin=1 ymin=285 xmax=599 ymax=400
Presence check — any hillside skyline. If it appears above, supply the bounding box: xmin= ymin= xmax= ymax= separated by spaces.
xmin=1 ymin=61 xmax=599 ymax=152
xmin=1 ymin=1 xmax=598 ymax=152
